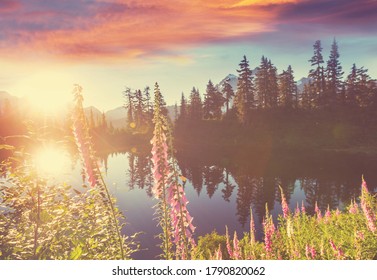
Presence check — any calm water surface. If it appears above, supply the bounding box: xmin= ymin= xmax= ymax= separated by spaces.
xmin=65 ymin=149 xmax=377 ymax=259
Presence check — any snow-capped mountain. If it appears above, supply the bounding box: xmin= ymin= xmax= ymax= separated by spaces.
xmin=296 ymin=77 xmax=312 ymax=93
xmin=216 ymin=68 xmax=259 ymax=92
xmin=217 ymin=74 xmax=238 ymax=92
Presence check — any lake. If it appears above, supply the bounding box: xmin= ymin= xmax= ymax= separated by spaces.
xmin=61 ymin=147 xmax=377 ymax=259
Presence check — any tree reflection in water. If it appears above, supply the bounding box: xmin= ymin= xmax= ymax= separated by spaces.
xmin=111 ymin=148 xmax=377 ymax=249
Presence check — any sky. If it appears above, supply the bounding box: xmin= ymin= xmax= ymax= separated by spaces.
xmin=0 ymin=0 xmax=377 ymax=111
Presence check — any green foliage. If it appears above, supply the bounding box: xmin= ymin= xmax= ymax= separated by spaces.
xmin=0 ymin=86 xmax=140 ymax=260
xmin=195 ymin=186 xmax=377 ymax=260
xmin=192 ymin=231 xmax=228 ymax=260
xmin=0 ymin=160 xmax=138 ymax=259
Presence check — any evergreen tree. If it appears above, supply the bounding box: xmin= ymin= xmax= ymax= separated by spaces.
xmin=301 ymin=82 xmax=314 ymax=110
xmin=308 ymin=40 xmax=325 ymax=107
xmin=346 ymin=64 xmax=375 ymax=107
xmin=188 ymin=87 xmax=203 ymax=121
xmin=234 ymin=55 xmax=254 ymax=123
xmin=173 ymin=102 xmax=178 ymax=122
xmin=255 ymin=56 xmax=269 ymax=108
xmin=134 ymin=89 xmax=146 ymax=127
xmin=325 ymin=38 xmax=344 ymax=107
xmin=255 ymin=56 xmax=278 ymax=108
xmin=178 ymin=93 xmax=187 ymax=122
xmin=222 ymin=78 xmax=234 ymax=114
xmin=267 ymin=59 xmax=279 ymax=108
xmin=123 ymin=87 xmax=135 ymax=126
xmin=278 ymin=65 xmax=297 ymax=108
xmin=356 ymin=66 xmax=371 ymax=107
xmin=144 ymin=86 xmax=153 ymax=122
xmin=345 ymin=63 xmax=358 ymax=107
xmin=203 ymin=80 xmax=224 ymax=120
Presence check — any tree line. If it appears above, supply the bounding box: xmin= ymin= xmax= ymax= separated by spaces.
xmin=174 ymin=39 xmax=377 ymax=125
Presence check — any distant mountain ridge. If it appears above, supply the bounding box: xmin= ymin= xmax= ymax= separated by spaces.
xmin=297 ymin=77 xmax=312 ymax=93
xmin=0 ymin=72 xmax=313 ymax=127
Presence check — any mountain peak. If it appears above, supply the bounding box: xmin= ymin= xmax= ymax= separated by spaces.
xmin=225 ymin=74 xmax=237 ymax=79
xmin=217 ymin=74 xmax=238 ymax=92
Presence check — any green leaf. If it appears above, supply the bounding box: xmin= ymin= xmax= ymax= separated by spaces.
xmin=40 ymin=210 xmax=51 ymax=223
xmin=69 ymin=245 xmax=82 ymax=260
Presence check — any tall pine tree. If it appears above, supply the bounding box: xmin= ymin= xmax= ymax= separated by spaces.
xmin=308 ymin=40 xmax=325 ymax=108
xmin=267 ymin=59 xmax=279 ymax=108
xmin=134 ymin=89 xmax=146 ymax=127
xmin=325 ymin=38 xmax=344 ymax=108
xmin=188 ymin=87 xmax=203 ymax=121
xmin=255 ymin=56 xmax=278 ymax=108
xmin=123 ymin=87 xmax=135 ymax=127
xmin=278 ymin=65 xmax=297 ymax=108
xmin=234 ymin=55 xmax=254 ymax=123
xmin=178 ymin=92 xmax=187 ymax=122
xmin=346 ymin=64 xmax=375 ymax=107
xmin=345 ymin=63 xmax=358 ymax=107
xmin=203 ymin=80 xmax=224 ymax=120
xmin=255 ymin=56 xmax=269 ymax=108
xmin=222 ymin=77 xmax=234 ymax=114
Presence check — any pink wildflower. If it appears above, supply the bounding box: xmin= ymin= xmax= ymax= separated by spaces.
xmin=301 ymin=201 xmax=306 ymax=214
xmin=72 ymin=88 xmax=100 ymax=189
xmin=305 ymin=244 xmax=310 ymax=259
xmin=151 ymin=132 xmax=170 ymax=199
xmin=250 ymin=209 xmax=256 ymax=245
xmin=167 ymin=182 xmax=196 ymax=258
xmin=263 ymin=217 xmax=275 ymax=254
xmin=151 ymin=84 xmax=196 ymax=259
xmin=360 ymin=179 xmax=376 ymax=233
xmin=295 ymin=202 xmax=300 ymax=217
xmin=215 ymin=244 xmax=222 ymax=260
xmin=349 ymin=199 xmax=359 ymax=214
xmin=315 ymin=202 xmax=322 ymax=221
xmin=361 ymin=178 xmax=368 ymax=194
xmin=225 ymin=226 xmax=233 ymax=258
xmin=335 ymin=208 xmax=340 ymax=216
xmin=279 ymin=186 xmax=290 ymax=219
xmin=233 ymin=232 xmax=241 ymax=260
xmin=310 ymin=246 xmax=316 ymax=259
xmin=329 ymin=239 xmax=344 ymax=259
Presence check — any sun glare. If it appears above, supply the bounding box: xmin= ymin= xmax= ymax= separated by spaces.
xmin=8 ymin=68 xmax=73 ymax=115
xmin=33 ymin=146 xmax=71 ymax=176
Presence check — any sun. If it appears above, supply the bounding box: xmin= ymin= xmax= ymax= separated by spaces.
xmin=33 ymin=145 xmax=71 ymax=176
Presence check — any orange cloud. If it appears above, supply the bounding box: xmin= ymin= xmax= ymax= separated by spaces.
xmin=0 ymin=0 xmax=280 ymax=61
xmin=3 ymin=0 xmax=376 ymax=63
xmin=232 ymin=0 xmax=298 ymax=7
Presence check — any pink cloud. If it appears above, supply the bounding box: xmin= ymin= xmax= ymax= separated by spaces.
xmin=0 ymin=0 xmax=20 ymax=12
xmin=0 ymin=0 xmax=376 ymax=61
xmin=0 ymin=0 xmax=278 ymax=60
